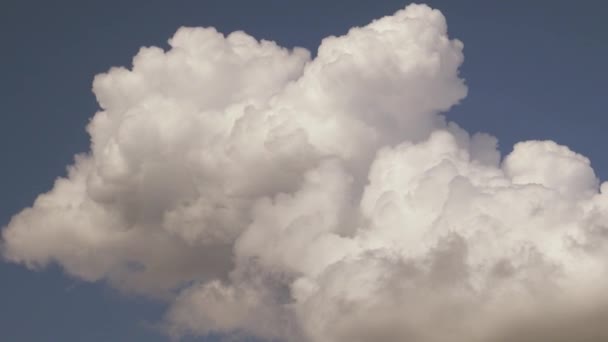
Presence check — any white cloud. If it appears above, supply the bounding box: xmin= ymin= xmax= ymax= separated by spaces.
xmin=3 ymin=4 xmax=608 ymax=342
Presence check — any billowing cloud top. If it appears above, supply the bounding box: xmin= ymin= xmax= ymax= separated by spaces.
xmin=3 ymin=4 xmax=608 ymax=342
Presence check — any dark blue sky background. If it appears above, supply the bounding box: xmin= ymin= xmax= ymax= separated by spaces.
xmin=1 ymin=1 xmax=607 ymax=341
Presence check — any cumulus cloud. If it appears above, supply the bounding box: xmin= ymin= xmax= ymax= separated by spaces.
xmin=3 ymin=4 xmax=608 ymax=342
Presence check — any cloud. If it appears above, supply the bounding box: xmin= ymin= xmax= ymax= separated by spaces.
xmin=3 ymin=4 xmax=608 ymax=342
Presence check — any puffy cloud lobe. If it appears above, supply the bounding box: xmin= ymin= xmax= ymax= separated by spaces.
xmin=3 ymin=3 xmax=608 ymax=342
xmin=503 ymin=140 xmax=599 ymax=197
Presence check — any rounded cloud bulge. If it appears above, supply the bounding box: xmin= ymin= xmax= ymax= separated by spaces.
xmin=4 ymin=4 xmax=608 ymax=342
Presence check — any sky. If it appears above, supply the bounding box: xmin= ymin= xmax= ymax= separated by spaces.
xmin=1 ymin=1 xmax=608 ymax=341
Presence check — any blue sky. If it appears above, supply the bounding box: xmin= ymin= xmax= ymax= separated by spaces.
xmin=1 ymin=1 xmax=607 ymax=341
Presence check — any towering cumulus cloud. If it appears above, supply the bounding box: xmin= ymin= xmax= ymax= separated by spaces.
xmin=3 ymin=4 xmax=608 ymax=342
